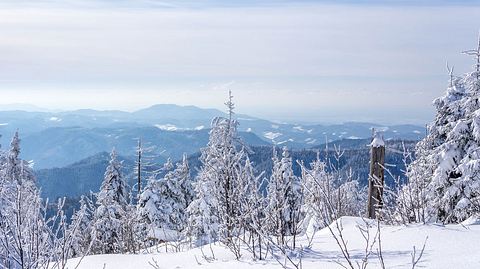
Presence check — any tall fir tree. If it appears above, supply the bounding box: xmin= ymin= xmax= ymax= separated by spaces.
xmin=185 ymin=169 xmax=219 ymax=246
xmin=185 ymin=91 xmax=245 ymax=249
xmin=0 ymin=132 xmax=53 ymax=269
xmin=403 ymin=36 xmax=480 ymax=223
xmin=266 ymin=147 xmax=302 ymax=245
xmin=68 ymin=195 xmax=95 ymax=258
xmin=135 ymin=173 xmax=161 ymax=245
xmin=91 ymin=149 xmax=128 ymax=254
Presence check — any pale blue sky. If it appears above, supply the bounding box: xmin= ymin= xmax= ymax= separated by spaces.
xmin=0 ymin=0 xmax=479 ymax=124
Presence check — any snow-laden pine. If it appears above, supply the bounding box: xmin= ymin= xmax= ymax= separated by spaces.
xmin=399 ymin=37 xmax=480 ymax=223
xmin=136 ymin=155 xmax=194 ymax=244
xmin=265 ymin=147 xmax=303 ymax=246
xmin=185 ymin=91 xmax=246 ymax=252
xmin=91 ymin=149 xmax=129 ymax=254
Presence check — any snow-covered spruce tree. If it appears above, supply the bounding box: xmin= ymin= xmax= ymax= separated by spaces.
xmin=135 ymin=173 xmax=162 ymax=246
xmin=401 ymin=37 xmax=480 ymax=223
xmin=398 ymin=68 xmax=467 ymax=223
xmin=2 ymin=131 xmax=35 ymax=184
xmin=0 ymin=132 xmax=53 ymax=269
xmin=91 ymin=148 xmax=129 ymax=254
xmin=186 ymin=91 xmax=245 ymax=256
xmin=162 ymin=157 xmax=174 ymax=172
xmin=122 ymin=202 xmax=139 ymax=254
xmin=282 ymin=148 xmax=303 ymax=248
xmin=237 ymin=156 xmax=258 ymax=232
xmin=68 ymin=195 xmax=95 ymax=258
xmin=299 ymin=152 xmax=334 ymax=230
xmin=136 ymin=155 xmax=193 ymax=245
xmin=266 ymin=147 xmax=285 ymax=243
xmin=184 ymin=169 xmax=219 ymax=246
xmin=266 ymin=146 xmax=303 ymax=246
xmin=238 ymin=156 xmax=266 ymax=259
xmin=154 ymin=155 xmax=194 ymax=239
xmin=178 ymin=154 xmax=195 ymax=213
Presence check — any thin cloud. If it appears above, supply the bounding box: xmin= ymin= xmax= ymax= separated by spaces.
xmin=0 ymin=1 xmax=478 ymax=124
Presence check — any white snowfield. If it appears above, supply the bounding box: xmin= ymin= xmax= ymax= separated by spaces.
xmin=67 ymin=216 xmax=480 ymax=269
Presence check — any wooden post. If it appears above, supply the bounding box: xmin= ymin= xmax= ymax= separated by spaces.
xmin=367 ymin=131 xmax=385 ymax=219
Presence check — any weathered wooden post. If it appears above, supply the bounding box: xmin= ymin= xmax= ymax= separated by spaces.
xmin=367 ymin=130 xmax=385 ymax=219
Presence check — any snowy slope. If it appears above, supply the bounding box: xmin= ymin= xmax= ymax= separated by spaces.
xmin=67 ymin=217 xmax=480 ymax=269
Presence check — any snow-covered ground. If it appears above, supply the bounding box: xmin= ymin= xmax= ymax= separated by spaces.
xmin=67 ymin=217 xmax=480 ymax=269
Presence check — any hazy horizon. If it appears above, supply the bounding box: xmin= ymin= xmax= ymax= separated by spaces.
xmin=0 ymin=101 xmax=426 ymax=126
xmin=1 ymin=0 xmax=479 ymax=125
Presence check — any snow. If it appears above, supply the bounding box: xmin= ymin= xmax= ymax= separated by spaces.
xmin=293 ymin=126 xmax=305 ymax=132
xmin=148 ymin=228 xmax=180 ymax=242
xmin=0 ymin=123 xmax=9 ymax=126
xmin=49 ymin=117 xmax=62 ymax=122
xmin=152 ymin=124 xmax=204 ymax=131
xmin=370 ymin=132 xmax=385 ymax=147
xmin=376 ymin=126 xmax=389 ymax=132
xmin=66 ymin=216 xmax=480 ymax=269
xmin=461 ymin=215 xmax=480 ymax=225
xmin=246 ymin=128 xmax=252 ymax=132
xmin=347 ymin=136 xmax=361 ymax=139
xmin=155 ymin=124 xmax=179 ymax=131
xmin=263 ymin=131 xmax=282 ymax=140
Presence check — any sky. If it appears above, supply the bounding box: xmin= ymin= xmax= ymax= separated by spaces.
xmin=0 ymin=0 xmax=479 ymax=125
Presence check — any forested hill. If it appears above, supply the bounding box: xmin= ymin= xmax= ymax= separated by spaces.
xmin=36 ymin=139 xmax=417 ymax=202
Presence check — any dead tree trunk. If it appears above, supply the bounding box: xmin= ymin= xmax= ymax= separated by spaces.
xmin=136 ymin=139 xmax=142 ymax=203
xmin=367 ymin=131 xmax=385 ymax=219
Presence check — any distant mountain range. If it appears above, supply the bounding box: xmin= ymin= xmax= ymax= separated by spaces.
xmin=0 ymin=104 xmax=425 ymax=169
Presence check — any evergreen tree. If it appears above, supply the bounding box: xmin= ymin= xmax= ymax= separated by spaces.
xmin=0 ymin=132 xmax=53 ymax=269
xmin=300 ymin=153 xmax=332 ymax=230
xmin=266 ymin=147 xmax=302 ymax=245
xmin=186 ymin=91 xmax=245 ymax=252
xmin=280 ymin=148 xmax=303 ymax=242
xmin=178 ymin=154 xmax=195 ymax=213
xmin=91 ymin=149 xmax=128 ymax=254
xmin=239 ymin=156 xmax=266 ymax=259
xmin=266 ymin=147 xmax=284 ymax=240
xmin=403 ymin=36 xmax=480 ymax=223
xmin=136 ymin=155 xmax=193 ymax=244
xmin=155 ymin=158 xmax=189 ymax=236
xmin=2 ymin=131 xmax=35 ymax=185
xmin=185 ymin=169 xmax=219 ymax=246
xmin=68 ymin=195 xmax=95 ymax=258
xmin=135 ymin=174 xmax=161 ymax=245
